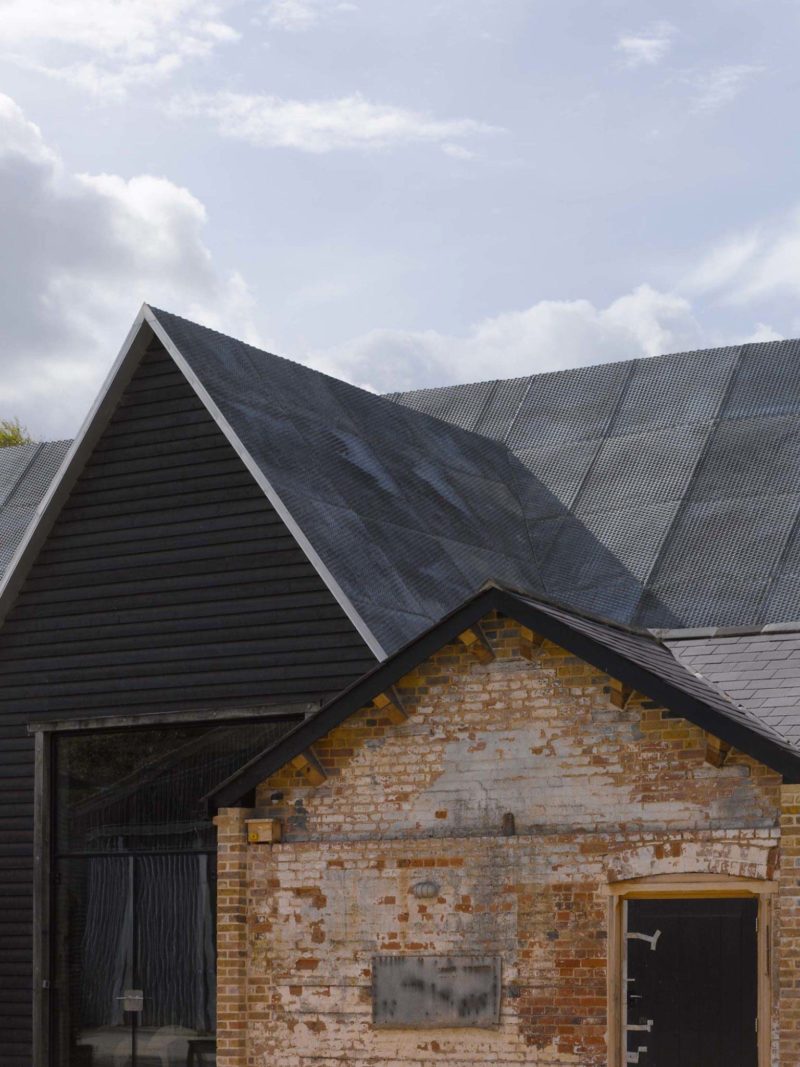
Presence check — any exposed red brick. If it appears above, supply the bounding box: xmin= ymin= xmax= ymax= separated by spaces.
xmin=220 ymin=613 xmax=786 ymax=1066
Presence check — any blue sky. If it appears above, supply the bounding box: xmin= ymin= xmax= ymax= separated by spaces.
xmin=1 ymin=0 xmax=799 ymax=436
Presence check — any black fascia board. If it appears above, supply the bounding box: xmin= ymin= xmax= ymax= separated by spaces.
xmin=206 ymin=586 xmax=800 ymax=813
xmin=205 ymin=586 xmax=503 ymax=812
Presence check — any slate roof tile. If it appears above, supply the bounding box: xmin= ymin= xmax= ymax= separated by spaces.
xmin=667 ymin=630 xmax=800 ymax=745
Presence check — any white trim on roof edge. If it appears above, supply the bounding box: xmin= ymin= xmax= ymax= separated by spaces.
xmin=0 ymin=306 xmax=153 ymax=626
xmin=0 ymin=305 xmax=387 ymax=660
xmin=144 ymin=306 xmax=387 ymax=660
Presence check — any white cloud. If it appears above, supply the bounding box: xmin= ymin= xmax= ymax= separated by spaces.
xmin=690 ymin=64 xmax=762 ymax=114
xmin=309 ymin=204 xmax=800 ymax=396
xmin=743 ymin=322 xmax=784 ymax=343
xmin=265 ymin=0 xmax=356 ymax=31
xmin=615 ymin=22 xmax=675 ymax=68
xmin=306 ymin=285 xmax=706 ymax=394
xmin=170 ymin=91 xmax=500 ymax=153
xmin=442 ymin=142 xmax=476 ymax=161
xmin=682 ymin=231 xmax=762 ymax=294
xmin=0 ymin=0 xmax=240 ymax=96
xmin=682 ymin=205 xmax=800 ymax=305
xmin=0 ymin=94 xmax=257 ymax=437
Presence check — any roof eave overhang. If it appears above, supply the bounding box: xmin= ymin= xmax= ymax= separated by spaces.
xmin=206 ymin=585 xmax=800 ymax=814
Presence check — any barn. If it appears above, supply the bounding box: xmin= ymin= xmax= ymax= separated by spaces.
xmin=2 ymin=304 xmax=800 ymax=1065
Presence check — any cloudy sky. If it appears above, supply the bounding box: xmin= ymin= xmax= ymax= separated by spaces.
xmin=1 ymin=0 xmax=799 ymax=437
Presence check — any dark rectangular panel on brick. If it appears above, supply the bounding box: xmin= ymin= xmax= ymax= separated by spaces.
xmin=372 ymin=956 xmax=501 ymax=1028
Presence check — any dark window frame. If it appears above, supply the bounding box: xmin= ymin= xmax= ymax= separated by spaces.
xmin=30 ymin=702 xmax=307 ymax=1067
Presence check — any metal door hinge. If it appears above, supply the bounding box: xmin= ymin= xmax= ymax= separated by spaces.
xmin=627 ymin=929 xmax=661 ymax=951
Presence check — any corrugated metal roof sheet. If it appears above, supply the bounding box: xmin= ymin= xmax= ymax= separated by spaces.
xmin=390 ymin=339 xmax=800 ymax=630
xmin=150 ymin=308 xmax=649 ymax=655
xmin=0 ymin=441 xmax=70 ymax=574
xmin=6 ymin=313 xmax=800 ymax=755
xmin=9 ymin=315 xmax=800 ymax=685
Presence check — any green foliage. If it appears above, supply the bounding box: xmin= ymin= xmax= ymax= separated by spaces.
xmin=0 ymin=418 xmax=34 ymax=448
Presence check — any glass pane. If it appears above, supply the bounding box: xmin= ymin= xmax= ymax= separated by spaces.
xmin=55 ymin=721 xmax=288 ymax=854
xmin=53 ymin=854 xmax=218 ymax=1066
xmin=52 ymin=719 xmax=283 ymax=1065
xmin=53 ymin=856 xmax=133 ymax=1067
xmin=135 ymin=854 xmax=217 ymax=1066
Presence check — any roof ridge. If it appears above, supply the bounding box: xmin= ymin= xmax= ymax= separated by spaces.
xmin=206 ymin=584 xmax=800 ymax=811
xmin=149 ymin=309 xmax=642 ymax=652
xmin=148 ymin=306 xmax=530 ymax=445
xmin=387 ymin=337 xmax=800 ymax=398
xmin=657 ymin=621 xmax=800 ymax=639
xmin=484 ymin=580 xmax=661 ymax=640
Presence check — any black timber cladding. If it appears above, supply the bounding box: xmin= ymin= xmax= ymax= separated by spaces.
xmin=0 ymin=342 xmax=375 ymax=1064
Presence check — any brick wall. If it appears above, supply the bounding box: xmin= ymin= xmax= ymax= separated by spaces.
xmin=217 ymin=614 xmax=786 ymax=1066
xmin=215 ymin=806 xmax=249 ymax=1064
xmin=779 ymin=784 xmax=800 ymax=1064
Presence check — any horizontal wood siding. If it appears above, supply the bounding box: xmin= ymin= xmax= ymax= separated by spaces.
xmin=0 ymin=343 xmax=376 ymax=1063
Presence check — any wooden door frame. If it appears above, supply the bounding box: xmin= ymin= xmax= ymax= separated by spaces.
xmin=607 ymin=873 xmax=775 ymax=1067
xmin=32 ymin=728 xmax=52 ymax=1067
xmin=30 ymin=704 xmax=307 ymax=1067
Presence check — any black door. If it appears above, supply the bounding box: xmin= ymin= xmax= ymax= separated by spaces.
xmin=626 ymin=898 xmax=758 ymax=1067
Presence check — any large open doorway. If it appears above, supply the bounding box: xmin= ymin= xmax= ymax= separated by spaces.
xmin=624 ymin=897 xmax=759 ymax=1067
xmin=53 ymin=853 xmax=216 ymax=1067
xmin=44 ymin=718 xmax=293 ymax=1067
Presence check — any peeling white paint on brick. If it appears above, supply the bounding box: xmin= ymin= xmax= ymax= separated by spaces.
xmin=217 ymin=616 xmax=789 ymax=1067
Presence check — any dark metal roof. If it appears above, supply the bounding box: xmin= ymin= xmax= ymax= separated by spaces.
xmin=7 ymin=313 xmax=800 ymax=668
xmin=389 ymin=339 xmax=800 ymax=630
xmin=5 ymin=313 xmax=800 ymax=770
xmin=0 ymin=441 xmax=70 ymax=575
xmin=206 ymin=584 xmax=800 ymax=811
xmin=149 ymin=308 xmax=651 ymax=656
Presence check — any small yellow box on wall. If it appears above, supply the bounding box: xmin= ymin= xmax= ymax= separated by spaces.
xmin=246 ymin=818 xmax=282 ymax=844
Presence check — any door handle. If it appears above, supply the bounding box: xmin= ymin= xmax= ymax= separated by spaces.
xmin=117 ymin=989 xmax=144 ymax=1012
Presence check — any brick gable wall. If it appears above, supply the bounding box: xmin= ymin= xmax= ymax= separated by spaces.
xmin=216 ymin=614 xmax=791 ymax=1066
